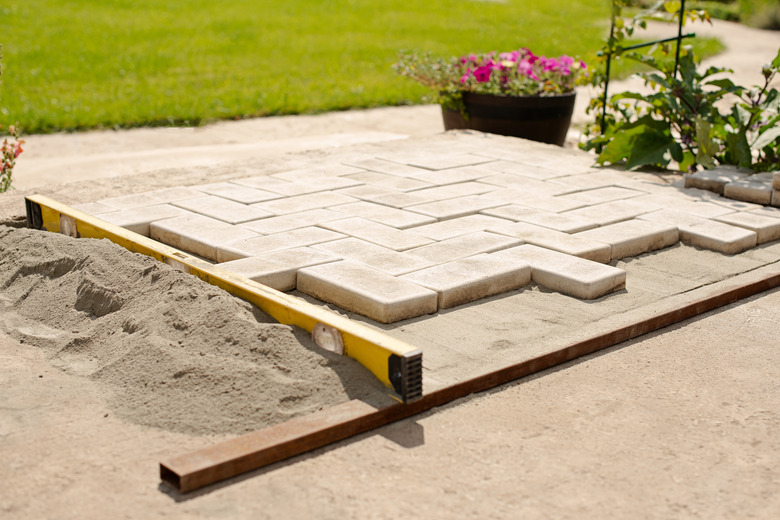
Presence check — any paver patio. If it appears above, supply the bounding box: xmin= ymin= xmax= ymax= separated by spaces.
xmin=75 ymin=134 xmax=780 ymax=324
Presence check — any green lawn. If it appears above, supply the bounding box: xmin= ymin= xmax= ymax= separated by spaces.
xmin=0 ymin=0 xmax=720 ymax=134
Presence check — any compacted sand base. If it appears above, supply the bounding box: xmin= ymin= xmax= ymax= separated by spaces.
xmin=0 ymin=224 xmax=392 ymax=436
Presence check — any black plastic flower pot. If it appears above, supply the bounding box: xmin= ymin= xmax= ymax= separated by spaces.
xmin=441 ymin=92 xmax=576 ymax=147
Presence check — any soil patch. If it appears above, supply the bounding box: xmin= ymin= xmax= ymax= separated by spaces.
xmin=0 ymin=224 xmax=392 ymax=436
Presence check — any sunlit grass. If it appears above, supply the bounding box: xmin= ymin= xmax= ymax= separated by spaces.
xmin=0 ymin=0 xmax=723 ymax=134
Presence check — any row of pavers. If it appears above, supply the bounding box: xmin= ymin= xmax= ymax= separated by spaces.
xmin=74 ymin=145 xmax=780 ymax=324
xmin=685 ymin=169 xmax=780 ymax=207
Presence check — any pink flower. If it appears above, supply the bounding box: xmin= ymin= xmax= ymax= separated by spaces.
xmin=473 ymin=65 xmax=492 ymax=82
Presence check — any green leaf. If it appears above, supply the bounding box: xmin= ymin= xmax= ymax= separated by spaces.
xmin=664 ymin=1 xmax=681 ymax=14
xmin=752 ymin=126 xmax=780 ymax=151
xmin=695 ymin=116 xmax=717 ymax=169
xmin=725 ymin=131 xmax=753 ymax=169
xmin=772 ymin=48 xmax=780 ymax=70
xmin=626 ymin=129 xmax=676 ymax=170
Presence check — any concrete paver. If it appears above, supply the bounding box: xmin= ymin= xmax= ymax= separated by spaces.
xmin=342 ymin=171 xmax=432 ymax=191
xmin=238 ymin=208 xmax=346 ymax=235
xmin=172 ymin=195 xmax=274 ymax=224
xmin=407 ymin=231 xmax=522 ymax=263
xmin=253 ymin=191 xmax=358 ymax=215
xmin=220 ymin=226 xmax=345 ymax=262
xmin=192 ymin=182 xmax=282 ymax=204
xmin=321 ymin=217 xmax=434 ymax=251
xmin=297 ymin=260 xmax=439 ymax=323
xmin=93 ymin=204 xmax=188 ymax=237
xmin=574 ymin=220 xmax=680 ymax=261
xmin=411 ymin=214 xmax=512 ymax=241
xmin=562 ymin=198 xmax=661 ymax=226
xmin=639 ymin=208 xmax=758 ymax=254
xmin=149 ymin=213 xmax=259 ymax=261
xmin=492 ymin=244 xmax=627 ymax=300
xmin=715 ymin=211 xmax=780 ymax=244
xmin=312 ymin=237 xmax=436 ymax=276
xmin=488 ymin=221 xmax=612 ymax=263
xmin=401 ymin=253 xmax=531 ymax=309
xmin=405 ymin=194 xmax=505 ymax=220
xmin=218 ymin=247 xmax=340 ymax=291
xmin=482 ymin=205 xmax=598 ymax=233
xmin=724 ymin=179 xmax=774 ymax=205
xmin=328 ymin=201 xmax=436 ymax=229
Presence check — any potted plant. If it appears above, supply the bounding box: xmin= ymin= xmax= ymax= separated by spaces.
xmin=394 ymin=48 xmax=588 ymax=146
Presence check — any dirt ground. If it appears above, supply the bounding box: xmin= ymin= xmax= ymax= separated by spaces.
xmin=1 ymin=18 xmax=779 ymax=520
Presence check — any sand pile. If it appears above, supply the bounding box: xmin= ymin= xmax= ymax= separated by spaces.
xmin=0 ymin=224 xmax=392 ymax=435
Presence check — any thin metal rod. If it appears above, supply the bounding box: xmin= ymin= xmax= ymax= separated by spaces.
xmin=674 ymin=0 xmax=687 ymax=78
xmin=623 ymin=32 xmax=695 ymax=52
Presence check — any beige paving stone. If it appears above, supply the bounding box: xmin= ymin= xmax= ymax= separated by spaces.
xmin=487 ymin=160 xmax=569 ymax=180
xmin=149 ymin=214 xmax=259 ymax=261
xmin=408 ymin=182 xmax=498 ymax=202
xmin=343 ymin=171 xmax=432 ymax=191
xmin=724 ymin=179 xmax=773 ymax=205
xmin=312 ymin=237 xmax=436 ymax=276
xmin=238 ymin=208 xmax=346 ymax=234
xmin=193 ymin=182 xmax=282 ymax=204
xmin=575 ymin=220 xmax=679 ymax=260
xmin=231 ymin=176 xmax=314 ymax=196
xmin=482 ymin=205 xmax=598 ymax=233
xmin=775 ymin=172 xmax=780 ymax=190
xmin=562 ymin=198 xmax=662 ymax=226
xmin=487 ymin=221 xmax=611 ymax=263
xmin=365 ymin=191 xmax=437 ymax=209
xmin=550 ymin=171 xmax=633 ymax=192
xmin=638 ymin=208 xmax=757 ymax=254
xmin=405 ymin=195 xmax=505 ymax=220
xmin=478 ymin=191 xmax=586 ymax=213
xmin=320 ymin=217 xmax=434 ymax=251
xmin=405 ymin=165 xmax=495 ymax=186
xmin=172 ymin=195 xmax=274 ymax=224
xmin=73 ymin=201 xmax=116 ymax=215
xmin=634 ymin=193 xmax=735 ymax=218
xmin=410 ymin=214 xmax=512 ymax=241
xmin=556 ymin=186 xmax=645 ymax=205
xmin=401 ymin=253 xmax=531 ymax=308
xmin=217 ymin=247 xmax=340 ymax=291
xmin=748 ymin=205 xmax=780 ymax=218
xmin=233 ymin=175 xmax=359 ymax=196
xmin=329 ymin=201 xmax=436 ymax=229
xmin=335 ymin=184 xmax=400 ymax=201
xmin=715 ymin=211 xmax=780 ymax=244
xmin=219 ymin=227 xmax=345 ymax=262
xmin=477 ymin=174 xmax=569 ymax=196
xmin=297 ymin=260 xmax=439 ymax=323
xmin=684 ymin=168 xmax=748 ymax=195
xmin=491 ymin=244 xmax=626 ymax=300
xmin=408 ymin=231 xmax=522 ymax=263
xmin=95 ymin=204 xmax=189 ymax=237
xmin=343 ymin=158 xmax=431 ymax=177
xmin=679 ymin=222 xmax=757 ymax=254
xmin=253 ymin=191 xmax=358 ymax=215
xmin=378 ymin=152 xmax=493 ymax=170
xmin=774 ymin=191 xmax=780 ymax=207
xmin=270 ymin=164 xmax=365 ymax=181
xmin=98 ymin=187 xmax=203 ymax=210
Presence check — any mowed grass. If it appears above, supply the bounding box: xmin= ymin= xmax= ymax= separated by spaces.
xmin=0 ymin=0 xmax=719 ymax=134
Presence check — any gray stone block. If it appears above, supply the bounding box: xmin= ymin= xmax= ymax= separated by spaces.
xmin=297 ymin=261 xmax=439 ymax=323
xmin=401 ymin=253 xmax=531 ymax=308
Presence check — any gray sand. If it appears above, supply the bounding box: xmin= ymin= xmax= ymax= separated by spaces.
xmin=0 ymin=224 xmax=393 ymax=436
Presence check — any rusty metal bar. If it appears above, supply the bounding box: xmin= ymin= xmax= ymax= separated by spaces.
xmin=161 ymin=271 xmax=780 ymax=493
